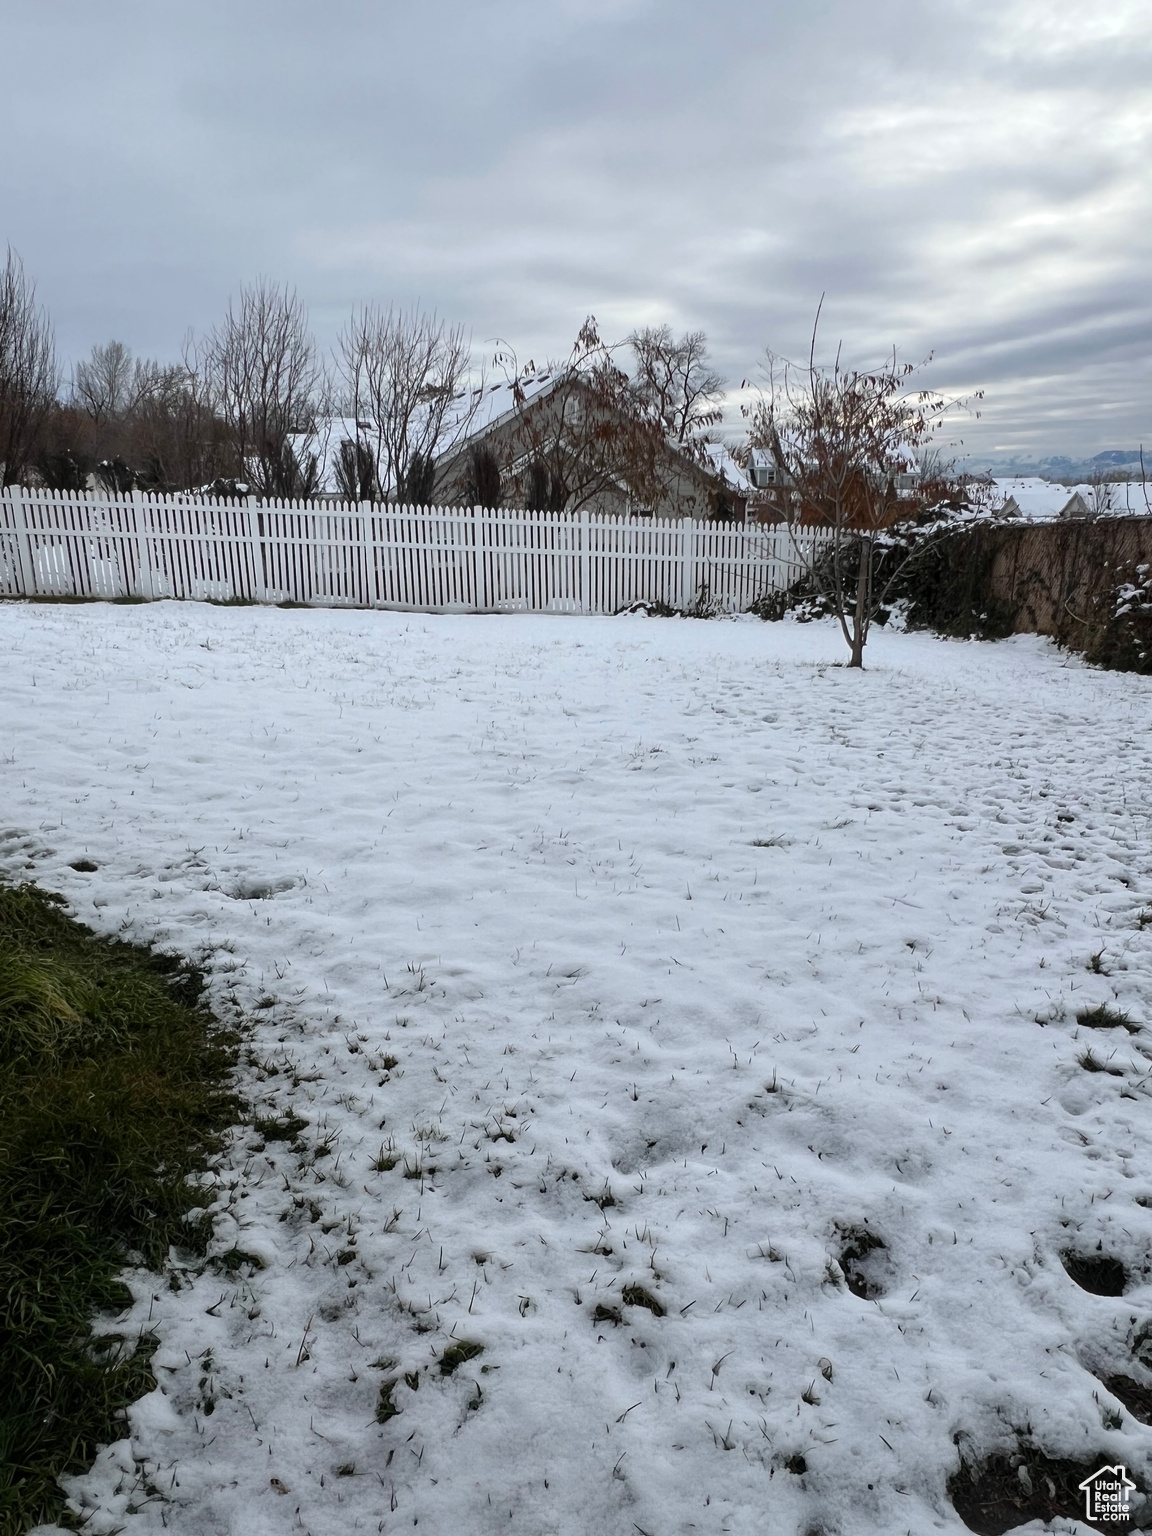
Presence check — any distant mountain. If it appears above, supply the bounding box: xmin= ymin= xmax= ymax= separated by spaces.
xmin=961 ymin=449 xmax=1145 ymax=480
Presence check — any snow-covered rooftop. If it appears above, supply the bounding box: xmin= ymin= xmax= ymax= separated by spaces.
xmin=294 ymin=373 xmax=740 ymax=499
xmin=992 ymin=477 xmax=1086 ymax=522
xmin=990 ymin=477 xmax=1149 ymax=521
xmin=701 ymin=441 xmax=751 ymax=494
xmin=291 ymin=374 xmax=562 ymax=496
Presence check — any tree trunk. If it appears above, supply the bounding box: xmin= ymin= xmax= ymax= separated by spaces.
xmin=849 ymin=537 xmax=871 ymax=668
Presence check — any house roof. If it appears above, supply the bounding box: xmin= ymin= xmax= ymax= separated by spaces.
xmin=294 ymin=372 xmax=741 ymax=501
xmin=702 ymin=442 xmax=752 ymax=495
xmin=437 ymin=372 xmax=559 ymax=447
xmin=988 ymin=476 xmax=1147 ymax=520
xmin=289 ymin=374 xmax=564 ymax=495
xmin=285 ymin=417 xmax=362 ymax=496
xmin=992 ymin=477 xmax=1084 ymax=521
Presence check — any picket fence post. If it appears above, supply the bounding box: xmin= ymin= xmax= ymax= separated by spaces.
xmin=128 ymin=489 xmax=151 ymax=599
xmin=11 ymin=484 xmax=37 ymax=595
xmin=579 ymin=507 xmax=591 ymax=613
xmin=680 ymin=518 xmax=699 ymax=610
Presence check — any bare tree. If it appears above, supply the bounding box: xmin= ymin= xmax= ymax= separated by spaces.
xmin=50 ymin=343 xmax=166 ymax=489
xmin=628 ymin=324 xmax=724 ymax=448
xmin=747 ymin=308 xmax=974 ymax=667
xmin=73 ymin=340 xmax=136 ymax=423
xmin=336 ymin=306 xmax=474 ymax=499
xmin=204 ymin=279 xmax=321 ymax=497
xmin=131 ymin=338 xmax=234 ymax=491
xmin=0 ymin=248 xmax=57 ymax=485
xmin=36 ymin=330 xmax=248 ymax=494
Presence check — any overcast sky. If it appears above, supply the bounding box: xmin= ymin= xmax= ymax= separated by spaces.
xmin=3 ymin=0 xmax=1149 ymax=457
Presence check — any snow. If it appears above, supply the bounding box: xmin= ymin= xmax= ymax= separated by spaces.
xmin=5 ymin=602 xmax=1152 ymax=1536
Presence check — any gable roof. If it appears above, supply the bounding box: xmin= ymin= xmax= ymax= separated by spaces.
xmin=993 ymin=477 xmax=1093 ymax=521
xmin=701 ymin=442 xmax=752 ymax=496
xmin=436 ymin=372 xmax=559 ymax=447
xmin=288 ymin=374 xmax=565 ymax=496
xmin=993 ymin=477 xmax=1075 ymax=520
xmin=293 ymin=371 xmax=741 ymax=506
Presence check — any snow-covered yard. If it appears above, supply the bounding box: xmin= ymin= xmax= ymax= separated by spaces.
xmin=5 ymin=602 xmax=1152 ymax=1536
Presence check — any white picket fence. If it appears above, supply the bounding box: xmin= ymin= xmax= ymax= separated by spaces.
xmin=0 ymin=487 xmax=826 ymax=615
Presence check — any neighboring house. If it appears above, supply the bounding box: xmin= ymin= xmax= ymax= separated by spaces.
xmin=993 ymin=477 xmax=1094 ymax=521
xmin=429 ymin=372 xmax=746 ymax=521
xmin=293 ymin=373 xmax=747 ymax=521
xmin=747 ymin=447 xmax=789 ymax=490
xmin=747 ymin=447 xmax=919 ymax=495
xmin=745 ymin=449 xmax=924 ymax=527
xmin=701 ymin=442 xmax=754 ymax=515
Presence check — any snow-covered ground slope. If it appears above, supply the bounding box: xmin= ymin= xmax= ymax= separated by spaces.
xmin=5 ymin=603 xmax=1152 ymax=1536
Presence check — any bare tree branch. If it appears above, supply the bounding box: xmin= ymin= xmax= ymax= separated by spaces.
xmin=0 ymin=248 xmax=57 ymax=486
xmin=627 ymin=324 xmax=724 ymax=449
xmin=73 ymin=340 xmax=135 ymax=424
xmin=336 ymin=305 xmax=474 ymax=499
xmin=204 ymin=279 xmax=321 ymax=497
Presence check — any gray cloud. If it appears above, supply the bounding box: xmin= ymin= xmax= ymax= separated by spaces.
xmin=2 ymin=0 xmax=1149 ymax=455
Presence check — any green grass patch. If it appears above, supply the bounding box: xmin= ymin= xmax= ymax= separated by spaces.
xmin=1076 ymin=1003 xmax=1138 ymax=1034
xmin=438 ymin=1340 xmax=484 ymax=1377
xmin=621 ymin=1284 xmax=665 ymax=1317
xmin=374 ymin=1379 xmax=400 ymax=1423
xmin=1078 ymin=1048 xmax=1124 ymax=1075
xmin=0 ymin=882 xmax=241 ymax=1535
xmin=252 ymin=1112 xmax=308 ymax=1142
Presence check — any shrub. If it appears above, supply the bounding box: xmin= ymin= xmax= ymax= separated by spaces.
xmin=1083 ymin=563 xmax=1152 ymax=675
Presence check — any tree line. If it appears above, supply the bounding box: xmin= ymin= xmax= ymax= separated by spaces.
xmin=0 ymin=249 xmax=727 ymax=504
